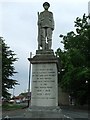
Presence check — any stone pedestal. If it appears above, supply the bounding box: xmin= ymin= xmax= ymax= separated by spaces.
xmin=28 ymin=50 xmax=58 ymax=107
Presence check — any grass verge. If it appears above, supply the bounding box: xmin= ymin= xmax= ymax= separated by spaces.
xmin=2 ymin=103 xmax=26 ymax=111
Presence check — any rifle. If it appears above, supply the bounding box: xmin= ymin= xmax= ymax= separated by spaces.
xmin=37 ymin=12 xmax=41 ymax=49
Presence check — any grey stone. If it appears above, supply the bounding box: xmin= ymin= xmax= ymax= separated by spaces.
xmin=27 ymin=2 xmax=60 ymax=111
xmin=37 ymin=2 xmax=54 ymax=50
xmin=28 ymin=53 xmax=59 ymax=107
xmin=36 ymin=49 xmax=54 ymax=55
xmin=28 ymin=106 xmax=61 ymax=112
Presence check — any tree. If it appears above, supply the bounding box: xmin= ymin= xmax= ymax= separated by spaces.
xmin=56 ymin=14 xmax=89 ymax=105
xmin=0 ymin=37 xmax=19 ymax=99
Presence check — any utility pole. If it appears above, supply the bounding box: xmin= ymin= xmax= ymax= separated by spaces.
xmin=13 ymin=87 xmax=15 ymax=98
xmin=27 ymin=52 xmax=32 ymax=107
xmin=88 ymin=1 xmax=90 ymax=24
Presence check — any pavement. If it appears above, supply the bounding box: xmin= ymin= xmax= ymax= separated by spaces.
xmin=2 ymin=107 xmax=64 ymax=119
xmin=1 ymin=105 xmax=89 ymax=120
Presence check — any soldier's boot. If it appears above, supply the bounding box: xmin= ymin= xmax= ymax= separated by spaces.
xmin=48 ymin=39 xmax=52 ymax=49
xmin=42 ymin=40 xmax=46 ymax=50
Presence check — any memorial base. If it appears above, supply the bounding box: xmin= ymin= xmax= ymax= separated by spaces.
xmin=28 ymin=106 xmax=61 ymax=112
xmin=28 ymin=50 xmax=59 ymax=107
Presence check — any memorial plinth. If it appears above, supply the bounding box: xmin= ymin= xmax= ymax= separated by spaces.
xmin=28 ymin=50 xmax=58 ymax=107
xmin=27 ymin=2 xmax=60 ymax=110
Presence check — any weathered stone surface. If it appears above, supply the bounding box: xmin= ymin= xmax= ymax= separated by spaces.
xmin=28 ymin=2 xmax=59 ymax=109
xmin=28 ymin=50 xmax=59 ymax=65
xmin=31 ymin=63 xmax=58 ymax=106
xmin=37 ymin=2 xmax=54 ymax=50
xmin=36 ymin=49 xmax=54 ymax=55
xmin=28 ymin=53 xmax=59 ymax=107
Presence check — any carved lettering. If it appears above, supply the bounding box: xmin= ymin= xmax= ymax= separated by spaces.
xmin=31 ymin=64 xmax=57 ymax=102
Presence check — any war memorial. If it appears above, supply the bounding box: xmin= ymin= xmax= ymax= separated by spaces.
xmin=2 ymin=2 xmax=88 ymax=119
xmin=28 ymin=2 xmax=59 ymax=109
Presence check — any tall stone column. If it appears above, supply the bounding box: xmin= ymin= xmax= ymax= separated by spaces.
xmin=28 ymin=50 xmax=58 ymax=107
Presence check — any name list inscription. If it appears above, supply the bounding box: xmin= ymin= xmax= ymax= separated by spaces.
xmin=31 ymin=64 xmax=57 ymax=100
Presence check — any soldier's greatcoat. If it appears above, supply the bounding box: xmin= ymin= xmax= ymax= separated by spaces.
xmin=38 ymin=9 xmax=54 ymax=49
xmin=39 ymin=11 xmax=54 ymax=30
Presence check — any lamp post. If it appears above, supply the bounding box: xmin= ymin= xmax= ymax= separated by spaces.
xmin=13 ymin=87 xmax=15 ymax=98
xmin=27 ymin=52 xmax=32 ymax=107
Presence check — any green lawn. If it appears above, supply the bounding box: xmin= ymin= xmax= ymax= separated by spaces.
xmin=2 ymin=103 xmax=25 ymax=111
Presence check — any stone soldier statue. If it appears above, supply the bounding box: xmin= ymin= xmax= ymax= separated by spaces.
xmin=37 ymin=2 xmax=54 ymax=50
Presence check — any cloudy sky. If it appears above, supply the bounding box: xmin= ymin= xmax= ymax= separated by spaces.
xmin=0 ymin=0 xmax=89 ymax=96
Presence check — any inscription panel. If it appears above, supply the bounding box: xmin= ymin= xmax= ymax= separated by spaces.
xmin=31 ymin=63 xmax=58 ymax=106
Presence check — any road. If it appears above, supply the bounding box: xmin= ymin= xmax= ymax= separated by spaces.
xmin=61 ymin=109 xmax=88 ymax=119
xmin=2 ymin=107 xmax=89 ymax=119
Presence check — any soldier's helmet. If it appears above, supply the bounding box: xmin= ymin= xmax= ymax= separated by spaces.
xmin=43 ymin=2 xmax=50 ymax=7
